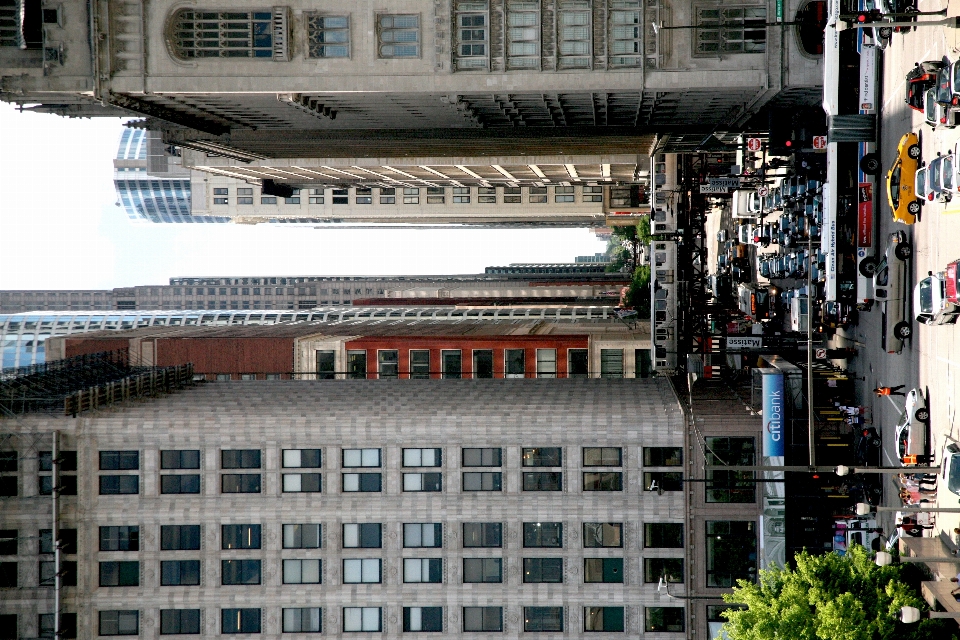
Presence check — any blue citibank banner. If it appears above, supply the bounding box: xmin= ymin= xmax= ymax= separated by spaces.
xmin=762 ymin=372 xmax=785 ymax=457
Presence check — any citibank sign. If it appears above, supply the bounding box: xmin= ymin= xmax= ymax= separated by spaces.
xmin=762 ymin=372 xmax=785 ymax=457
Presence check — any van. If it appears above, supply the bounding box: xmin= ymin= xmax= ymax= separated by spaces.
xmin=790 ymin=295 xmax=809 ymax=332
xmin=914 ymin=270 xmax=960 ymax=325
xmin=874 ymin=231 xmax=912 ymax=353
xmin=833 ymin=517 xmax=882 ymax=554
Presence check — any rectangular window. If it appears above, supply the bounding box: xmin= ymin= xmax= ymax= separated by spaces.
xmin=456 ymin=10 xmax=488 ymax=67
xmin=307 ymin=14 xmax=349 ymax=58
xmin=347 ymin=350 xmax=367 ymax=379
xmin=222 ymin=609 xmax=261 ymax=634
xmin=161 ymin=474 xmax=200 ymax=494
xmin=160 ymin=609 xmax=201 ymax=635
xmin=584 ymin=607 xmax=624 ymax=632
xmin=39 ymin=560 xmax=77 ymax=587
xmin=581 ymin=447 xmax=620 ymax=468
xmin=559 ymin=8 xmax=591 ymax=68
xmin=706 ymin=520 xmax=757 ymax=587
xmin=404 ymin=523 xmax=442 ymax=548
xmin=378 ymin=14 xmax=420 ymax=58
xmin=342 ymin=473 xmax=382 ymax=492
xmin=645 ymin=557 xmax=684 ymax=583
xmin=523 ymin=557 xmax=563 ymax=583
xmin=535 ymin=348 xmax=556 ymax=378
xmin=403 ymin=607 xmax=443 ymax=632
xmin=696 ymin=6 xmax=766 ymax=54
xmin=600 ymin=348 xmax=624 ymax=378
xmin=161 ymin=450 xmax=200 ymax=469
xmin=99 ymin=561 xmax=140 ymax=587
xmin=504 ymin=348 xmax=525 ymax=378
xmin=100 ymin=451 xmax=138 ymax=470
xmin=309 ymin=196 xmax=324 ymax=204
xmin=0 ymin=562 xmax=15 ymax=588
xmin=463 ymin=523 xmax=502 ymax=548
xmin=261 ymin=196 xmax=277 ymax=204
xmin=523 ymin=522 xmax=562 ymax=547
xmin=463 ymin=558 xmax=502 ymax=583
xmin=403 ymin=472 xmax=443 ymax=492
xmin=569 ymin=348 xmax=589 ymax=377
xmin=285 ymin=197 xmax=301 ymax=204
xmin=610 ymin=8 xmax=642 ymax=66
xmin=342 ymin=523 xmax=381 ymax=548
xmin=462 ymin=471 xmax=501 ymax=491
xmin=644 ymin=447 xmax=683 ymax=466
xmin=706 ymin=437 xmax=757 ymax=503
xmin=523 ymin=472 xmax=562 ymax=491
xmin=644 ymin=471 xmax=683 ymax=492
xmin=283 ymin=449 xmax=321 ymax=468
xmin=453 ymin=195 xmax=470 ymax=203
xmin=363 ymin=347 xmax=394 ymax=377
xmin=316 ymin=350 xmax=335 ymax=379
xmin=99 ymin=475 xmax=139 ymax=495
xmin=221 ymin=450 xmax=261 ymax=469
xmin=283 ymin=559 xmax=321 ymax=584
xmin=462 ymin=447 xmax=501 ymax=466
xmin=342 ymin=448 xmax=381 ymax=467
xmin=213 ymin=188 xmax=228 ymax=195
xmin=403 ymin=558 xmax=442 ymax=583
xmin=410 ymin=349 xmax=430 ymax=378
xmin=524 ymin=607 xmax=564 ymax=632
xmin=522 ymin=447 xmax=561 ymax=467
xmin=283 ymin=524 xmax=321 ymax=549
xmin=40 ymin=529 xmax=78 ymax=555
xmin=463 ymin=606 xmax=502 ymax=632
xmin=283 ymin=607 xmax=321 ymax=633
xmin=507 ymin=4 xmax=539 ymax=69
xmin=380 ymin=196 xmax=396 ymax=204
xmin=472 ymin=349 xmax=494 ymax=378
xmin=645 ymin=607 xmax=685 ymax=632
xmin=403 ymin=448 xmax=442 ymax=467
xmin=441 ymin=349 xmax=462 ymax=378
xmin=282 ymin=473 xmax=321 ymax=493
xmin=645 ymin=523 xmax=684 ymax=548
xmin=221 ymin=474 xmax=261 ymax=493
xmin=99 ymin=611 xmax=139 ymax=636
xmin=161 ymin=560 xmax=201 ymax=586
xmin=0 ymin=530 xmax=16 ymax=555
xmin=343 ymin=607 xmax=381 ymax=632
xmin=584 ymin=557 xmax=623 ymax=583
xmin=222 ymin=524 xmax=261 ymax=550
xmin=99 ymin=526 xmax=139 ymax=551
xmin=161 ymin=525 xmax=201 ymax=551
xmin=583 ymin=471 xmax=623 ymax=491
xmin=342 ymin=558 xmax=381 ymax=583
xmin=221 ymin=559 xmax=262 ymax=585
xmin=583 ymin=523 xmax=623 ymax=548
xmin=237 ymin=188 xmax=253 ymax=196
xmin=238 ymin=197 xmax=253 ymax=205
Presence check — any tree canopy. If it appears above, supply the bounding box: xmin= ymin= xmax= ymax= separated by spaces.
xmin=606 ymin=217 xmax=652 ymax=311
xmin=720 ymin=546 xmax=958 ymax=640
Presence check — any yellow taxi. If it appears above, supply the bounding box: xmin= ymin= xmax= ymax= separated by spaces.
xmin=886 ymin=132 xmax=922 ymax=224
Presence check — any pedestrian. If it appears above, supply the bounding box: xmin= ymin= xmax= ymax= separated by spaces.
xmin=874 ymin=385 xmax=906 ymax=397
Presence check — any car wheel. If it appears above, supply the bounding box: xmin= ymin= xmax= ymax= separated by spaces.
xmin=879 ymin=26 xmax=893 ymax=39
xmin=860 ymin=153 xmax=881 ymax=175
xmin=907 ymin=200 xmax=921 ymax=215
xmin=895 ymin=321 xmax=912 ymax=339
xmin=916 ymin=408 xmax=930 ymax=423
xmin=858 ymin=257 xmax=877 ymax=277
xmin=908 ymin=144 xmax=921 ymax=159
xmin=895 ymin=242 xmax=912 ymax=260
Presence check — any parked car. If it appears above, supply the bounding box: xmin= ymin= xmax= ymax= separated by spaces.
xmin=717 ymin=229 xmax=728 ymax=243
xmin=947 ymin=259 xmax=960 ymax=307
xmin=874 ymin=231 xmax=912 ymax=354
xmin=926 ymin=153 xmax=954 ymax=202
xmin=896 ymin=388 xmax=929 ymax=465
xmin=940 ymin=439 xmax=960 ymax=500
xmin=924 ymin=87 xmax=956 ymax=128
xmin=886 ymin=132 xmax=922 ymax=224
xmin=914 ymin=269 xmax=960 ymax=325
xmin=905 ymin=60 xmax=945 ymax=112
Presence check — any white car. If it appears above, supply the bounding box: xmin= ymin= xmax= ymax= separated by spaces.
xmin=924 ymin=87 xmax=956 ymax=129
xmin=914 ymin=271 xmax=960 ymax=325
xmin=940 ymin=439 xmax=960 ymax=502
xmin=874 ymin=231 xmax=912 ymax=354
xmin=896 ymin=388 xmax=929 ymax=465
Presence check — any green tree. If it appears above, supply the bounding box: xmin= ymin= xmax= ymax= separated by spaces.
xmin=605 ymin=217 xmax=651 ymax=273
xmin=720 ymin=546 xmax=958 ymax=640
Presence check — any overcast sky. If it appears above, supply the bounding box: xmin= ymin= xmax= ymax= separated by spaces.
xmin=0 ymin=103 xmax=607 ymax=291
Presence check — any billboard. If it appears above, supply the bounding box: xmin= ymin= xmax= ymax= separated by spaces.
xmin=762 ymin=371 xmax=785 ymax=457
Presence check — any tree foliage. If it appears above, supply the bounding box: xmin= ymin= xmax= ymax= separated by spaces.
xmin=720 ymin=546 xmax=958 ymax=640
xmin=606 ymin=217 xmax=653 ymax=311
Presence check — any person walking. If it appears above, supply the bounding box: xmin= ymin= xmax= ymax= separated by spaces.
xmin=874 ymin=385 xmax=906 ymax=397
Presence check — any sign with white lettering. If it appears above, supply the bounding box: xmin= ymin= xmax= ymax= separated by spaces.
xmin=699 ymin=184 xmax=730 ymax=194
xmin=726 ymin=337 xmax=763 ymax=350
xmin=762 ymin=371 xmax=785 ymax=457
xmin=708 ymin=177 xmax=742 ymax=190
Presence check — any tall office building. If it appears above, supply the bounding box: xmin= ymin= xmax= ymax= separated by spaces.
xmin=2 ymin=1 xmax=825 ymax=161
xmin=113 ymin=129 xmax=229 ymax=224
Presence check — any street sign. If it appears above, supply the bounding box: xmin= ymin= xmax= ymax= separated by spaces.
xmin=727 ymin=336 xmax=763 ymax=351
xmin=757 ymin=186 xmax=769 ymax=197
xmin=699 ymin=184 xmax=729 ymax=194
xmin=746 ymin=138 xmax=762 ymax=152
xmin=707 ymin=177 xmax=741 ymax=190
xmin=812 ymin=135 xmax=827 ymax=150
xmin=815 ymin=348 xmax=827 ymax=359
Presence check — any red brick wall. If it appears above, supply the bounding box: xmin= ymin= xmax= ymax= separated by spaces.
xmin=154 ymin=338 xmax=294 ymax=375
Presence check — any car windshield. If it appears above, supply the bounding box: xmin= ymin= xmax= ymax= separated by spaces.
xmin=890 ymin=166 xmax=901 ymax=207
xmin=926 ymin=89 xmax=937 ymax=121
xmin=930 ymin=161 xmax=942 ymax=191
xmin=949 ymin=454 xmax=960 ymax=495
xmin=916 ymin=168 xmax=927 ymax=197
xmin=954 ymin=62 xmax=960 ymax=93
xmin=897 ymin=425 xmax=908 ymax=459
xmin=945 ymin=156 xmax=955 ymax=189
xmin=919 ymin=278 xmax=933 ymax=312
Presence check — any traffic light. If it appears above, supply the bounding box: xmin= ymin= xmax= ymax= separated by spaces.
xmin=853 ymin=9 xmax=881 ymax=24
xmin=768 ymin=110 xmax=796 ymax=156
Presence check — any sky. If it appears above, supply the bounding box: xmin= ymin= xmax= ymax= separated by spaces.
xmin=0 ymin=103 xmax=608 ymax=290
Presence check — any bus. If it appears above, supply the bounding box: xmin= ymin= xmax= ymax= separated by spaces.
xmin=823 ymin=0 xmax=879 ymax=306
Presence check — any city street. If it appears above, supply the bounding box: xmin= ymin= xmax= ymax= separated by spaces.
xmin=861 ymin=2 xmax=960 ymax=539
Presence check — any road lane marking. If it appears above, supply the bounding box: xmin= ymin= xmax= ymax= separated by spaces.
xmin=938 ymin=356 xmax=960 ymax=367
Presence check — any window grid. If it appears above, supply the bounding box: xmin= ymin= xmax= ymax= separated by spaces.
xmin=378 ymin=14 xmax=420 ymax=58
xmin=306 ymin=15 xmax=349 ymax=58
xmin=170 ymin=11 xmax=278 ymax=60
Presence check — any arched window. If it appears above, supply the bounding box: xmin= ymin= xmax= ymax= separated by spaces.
xmin=796 ymin=1 xmax=827 ymax=56
xmin=168 ymin=9 xmax=278 ymax=59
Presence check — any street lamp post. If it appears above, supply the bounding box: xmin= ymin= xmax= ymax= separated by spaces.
xmin=875 ymin=552 xmax=959 ymax=565
xmin=857 ymin=503 xmax=960 ymax=515
xmin=702 ymin=465 xmax=940 ymax=475
xmin=656 ymin=577 xmax=724 ymax=600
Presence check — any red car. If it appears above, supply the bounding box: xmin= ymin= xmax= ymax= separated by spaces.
xmin=906 ymin=61 xmax=946 ymax=112
xmin=947 ymin=259 xmax=960 ymax=306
